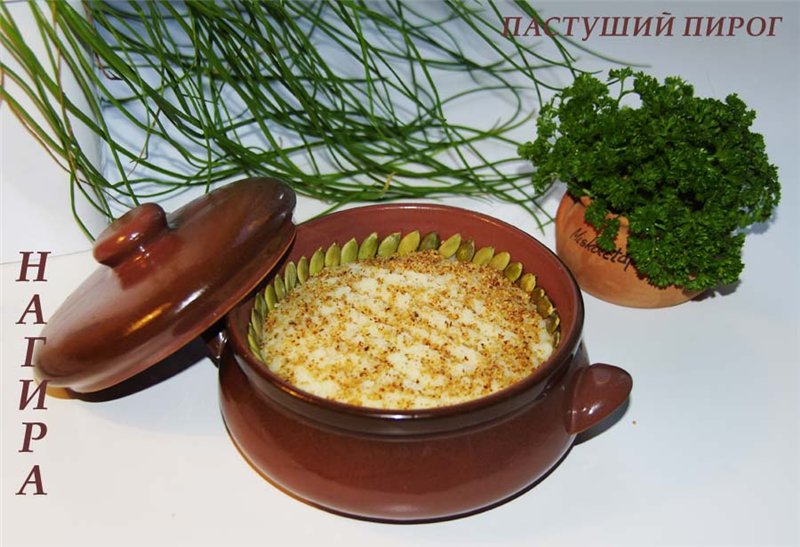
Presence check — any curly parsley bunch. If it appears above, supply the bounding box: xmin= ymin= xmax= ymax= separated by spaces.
xmin=519 ymin=68 xmax=780 ymax=291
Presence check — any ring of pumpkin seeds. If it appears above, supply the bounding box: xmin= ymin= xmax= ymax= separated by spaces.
xmin=248 ymin=231 xmax=561 ymax=362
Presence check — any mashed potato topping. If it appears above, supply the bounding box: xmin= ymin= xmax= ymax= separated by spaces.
xmin=260 ymin=251 xmax=555 ymax=409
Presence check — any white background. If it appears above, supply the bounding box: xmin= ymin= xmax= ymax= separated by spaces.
xmin=2 ymin=2 xmax=799 ymax=546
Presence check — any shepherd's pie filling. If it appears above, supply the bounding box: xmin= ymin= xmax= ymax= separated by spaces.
xmin=260 ymin=251 xmax=555 ymax=409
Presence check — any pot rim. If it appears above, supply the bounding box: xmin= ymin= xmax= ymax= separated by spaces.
xmin=226 ymin=203 xmax=586 ymax=423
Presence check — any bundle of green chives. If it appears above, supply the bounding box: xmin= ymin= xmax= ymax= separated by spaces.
xmin=1 ymin=0 xmax=582 ymax=238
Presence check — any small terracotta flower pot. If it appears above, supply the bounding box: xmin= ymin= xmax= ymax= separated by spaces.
xmin=554 ymin=193 xmax=701 ymax=308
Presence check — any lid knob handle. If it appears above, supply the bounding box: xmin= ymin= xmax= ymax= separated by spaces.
xmin=93 ymin=203 xmax=169 ymax=267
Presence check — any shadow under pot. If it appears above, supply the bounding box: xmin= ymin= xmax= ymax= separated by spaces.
xmin=222 ymin=202 xmax=632 ymax=522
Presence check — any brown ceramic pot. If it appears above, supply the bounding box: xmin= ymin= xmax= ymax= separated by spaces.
xmin=32 ymin=179 xmax=632 ymax=523
xmin=554 ymin=193 xmax=701 ymax=308
xmin=221 ymin=203 xmax=632 ymax=522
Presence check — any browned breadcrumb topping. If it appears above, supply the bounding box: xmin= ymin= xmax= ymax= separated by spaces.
xmin=261 ymin=251 xmax=554 ymax=409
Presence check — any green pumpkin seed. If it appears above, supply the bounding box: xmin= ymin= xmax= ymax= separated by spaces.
xmin=489 ymin=251 xmax=511 ymax=271
xmin=325 ymin=242 xmax=341 ymax=267
xmin=397 ymin=230 xmax=421 ymax=255
xmin=377 ymin=232 xmax=401 ymax=257
xmin=274 ymin=275 xmax=287 ymax=300
xmin=531 ymin=287 xmax=546 ymax=312
xmin=545 ymin=312 xmax=560 ymax=334
xmin=456 ymin=239 xmax=475 ymax=262
xmin=255 ymin=289 xmax=267 ymax=317
xmin=553 ymin=330 xmax=561 ymax=348
xmin=340 ymin=238 xmax=359 ymax=264
xmin=504 ymin=261 xmax=523 ymax=282
xmin=297 ymin=256 xmax=309 ymax=284
xmin=250 ymin=306 xmax=262 ymax=330
xmin=358 ymin=232 xmax=379 ymax=260
xmin=309 ymin=248 xmax=325 ymax=276
xmin=472 ymin=246 xmax=495 ymax=265
xmin=438 ymin=233 xmax=461 ymax=258
xmin=284 ymin=261 xmax=298 ymax=291
xmin=419 ymin=232 xmax=440 ymax=251
xmin=536 ymin=293 xmax=554 ymax=318
xmin=519 ymin=273 xmax=537 ymax=293
xmin=265 ymin=284 xmax=278 ymax=311
xmin=247 ymin=326 xmax=259 ymax=357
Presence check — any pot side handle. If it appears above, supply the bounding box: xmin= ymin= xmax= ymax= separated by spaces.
xmin=567 ymin=364 xmax=632 ymax=435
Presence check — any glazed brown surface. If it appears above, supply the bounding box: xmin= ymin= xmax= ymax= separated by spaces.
xmin=222 ymin=203 xmax=632 ymax=521
xmin=220 ymin=342 xmax=586 ymax=521
xmin=31 ymin=189 xmax=631 ymax=521
xmin=33 ymin=178 xmax=296 ymax=392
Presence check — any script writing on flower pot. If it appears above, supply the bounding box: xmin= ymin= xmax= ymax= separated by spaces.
xmin=569 ymin=229 xmax=633 ymax=272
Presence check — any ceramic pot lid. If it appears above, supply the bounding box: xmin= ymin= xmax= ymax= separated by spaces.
xmin=33 ymin=177 xmax=296 ymax=393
